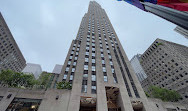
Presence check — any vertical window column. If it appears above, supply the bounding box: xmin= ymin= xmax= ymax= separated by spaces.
xmin=114 ymin=49 xmax=132 ymax=97
xmin=99 ymin=37 xmax=108 ymax=82
xmin=81 ymin=34 xmax=90 ymax=93
xmin=62 ymin=42 xmax=80 ymax=86
xmin=91 ymin=35 xmax=97 ymax=94
xmin=104 ymin=36 xmax=118 ymax=83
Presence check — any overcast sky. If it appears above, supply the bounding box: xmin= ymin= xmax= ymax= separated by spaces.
xmin=0 ymin=0 xmax=187 ymax=72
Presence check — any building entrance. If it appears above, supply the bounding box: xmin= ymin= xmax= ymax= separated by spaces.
xmin=105 ymin=87 xmax=121 ymax=111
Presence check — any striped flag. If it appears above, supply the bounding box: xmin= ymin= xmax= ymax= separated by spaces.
xmin=117 ymin=0 xmax=188 ymax=11
xmin=157 ymin=0 xmax=188 ymax=11
xmin=117 ymin=0 xmax=146 ymax=11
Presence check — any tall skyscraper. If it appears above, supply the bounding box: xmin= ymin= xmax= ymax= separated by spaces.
xmin=130 ymin=54 xmax=147 ymax=82
xmin=52 ymin=64 xmax=63 ymax=74
xmin=0 ymin=12 xmax=26 ymax=72
xmin=22 ymin=63 xmax=42 ymax=79
xmin=140 ymin=38 xmax=188 ymax=104
xmin=57 ymin=1 xmax=153 ymax=111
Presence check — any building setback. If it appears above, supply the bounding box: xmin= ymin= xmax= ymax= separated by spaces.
xmin=130 ymin=54 xmax=147 ymax=82
xmin=140 ymin=38 xmax=188 ymax=104
xmin=39 ymin=71 xmax=60 ymax=89
xmin=0 ymin=12 xmax=26 ymax=72
xmin=22 ymin=63 xmax=42 ymax=79
xmin=48 ymin=73 xmax=59 ymax=88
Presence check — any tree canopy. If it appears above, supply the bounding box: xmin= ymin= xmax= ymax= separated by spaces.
xmin=149 ymin=86 xmax=181 ymax=102
xmin=56 ymin=81 xmax=72 ymax=90
xmin=0 ymin=70 xmax=37 ymax=88
xmin=38 ymin=72 xmax=51 ymax=86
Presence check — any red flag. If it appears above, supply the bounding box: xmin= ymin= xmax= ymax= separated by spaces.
xmin=157 ymin=0 xmax=188 ymax=11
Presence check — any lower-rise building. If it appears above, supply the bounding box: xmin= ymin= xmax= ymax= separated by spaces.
xmin=0 ymin=13 xmax=26 ymax=72
xmin=52 ymin=64 xmax=63 ymax=74
xmin=130 ymin=54 xmax=147 ymax=82
xmin=22 ymin=63 xmax=42 ymax=79
xmin=140 ymin=38 xmax=188 ymax=104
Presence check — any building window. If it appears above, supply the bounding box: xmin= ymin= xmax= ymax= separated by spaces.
xmin=92 ymin=53 xmax=95 ymax=57
xmin=69 ymin=56 xmax=73 ymax=59
xmin=102 ymin=60 xmax=105 ymax=64
xmin=91 ymin=86 xmax=96 ymax=94
xmin=75 ymin=57 xmax=78 ymax=60
xmin=110 ymin=61 xmax=113 ymax=65
xmin=92 ymin=59 xmax=95 ymax=63
xmin=111 ymin=68 xmax=115 ymax=73
xmin=84 ymin=65 xmax=88 ymax=70
xmin=107 ymin=50 xmax=110 ymax=53
xmin=92 ymin=66 xmax=96 ymax=71
xmin=108 ymin=55 xmax=112 ymax=59
xmin=84 ymin=62 xmax=89 ymax=65
xmin=86 ymin=47 xmax=89 ymax=50
xmin=63 ymin=74 xmax=67 ymax=79
xmin=70 ymin=75 xmax=73 ymax=80
xmin=73 ymin=62 xmax=76 ymax=66
xmin=65 ymin=67 xmax=69 ymax=71
xmin=101 ymin=54 xmax=104 ymax=57
xmin=86 ymin=52 xmax=89 ymax=55
xmin=102 ymin=67 xmax=106 ymax=72
xmin=72 ymin=68 xmax=75 ymax=72
xmin=83 ymin=73 xmax=88 ymax=78
xmin=82 ymin=85 xmax=87 ymax=93
xmin=104 ymin=76 xmax=108 ymax=82
xmin=68 ymin=61 xmax=71 ymax=65
xmin=91 ymin=75 xmax=96 ymax=81
xmin=85 ymin=58 xmax=89 ymax=62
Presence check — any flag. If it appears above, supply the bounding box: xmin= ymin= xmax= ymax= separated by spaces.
xmin=143 ymin=0 xmax=157 ymax=4
xmin=117 ymin=0 xmax=146 ymax=11
xmin=157 ymin=0 xmax=188 ymax=11
xmin=117 ymin=0 xmax=188 ymax=11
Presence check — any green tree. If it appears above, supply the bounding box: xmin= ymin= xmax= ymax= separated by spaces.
xmin=149 ymin=86 xmax=181 ymax=102
xmin=0 ymin=70 xmax=37 ymax=88
xmin=37 ymin=72 xmax=52 ymax=88
xmin=56 ymin=81 xmax=72 ymax=90
xmin=156 ymin=43 xmax=163 ymax=46
xmin=39 ymin=73 xmax=51 ymax=85
xmin=145 ymin=91 xmax=150 ymax=97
